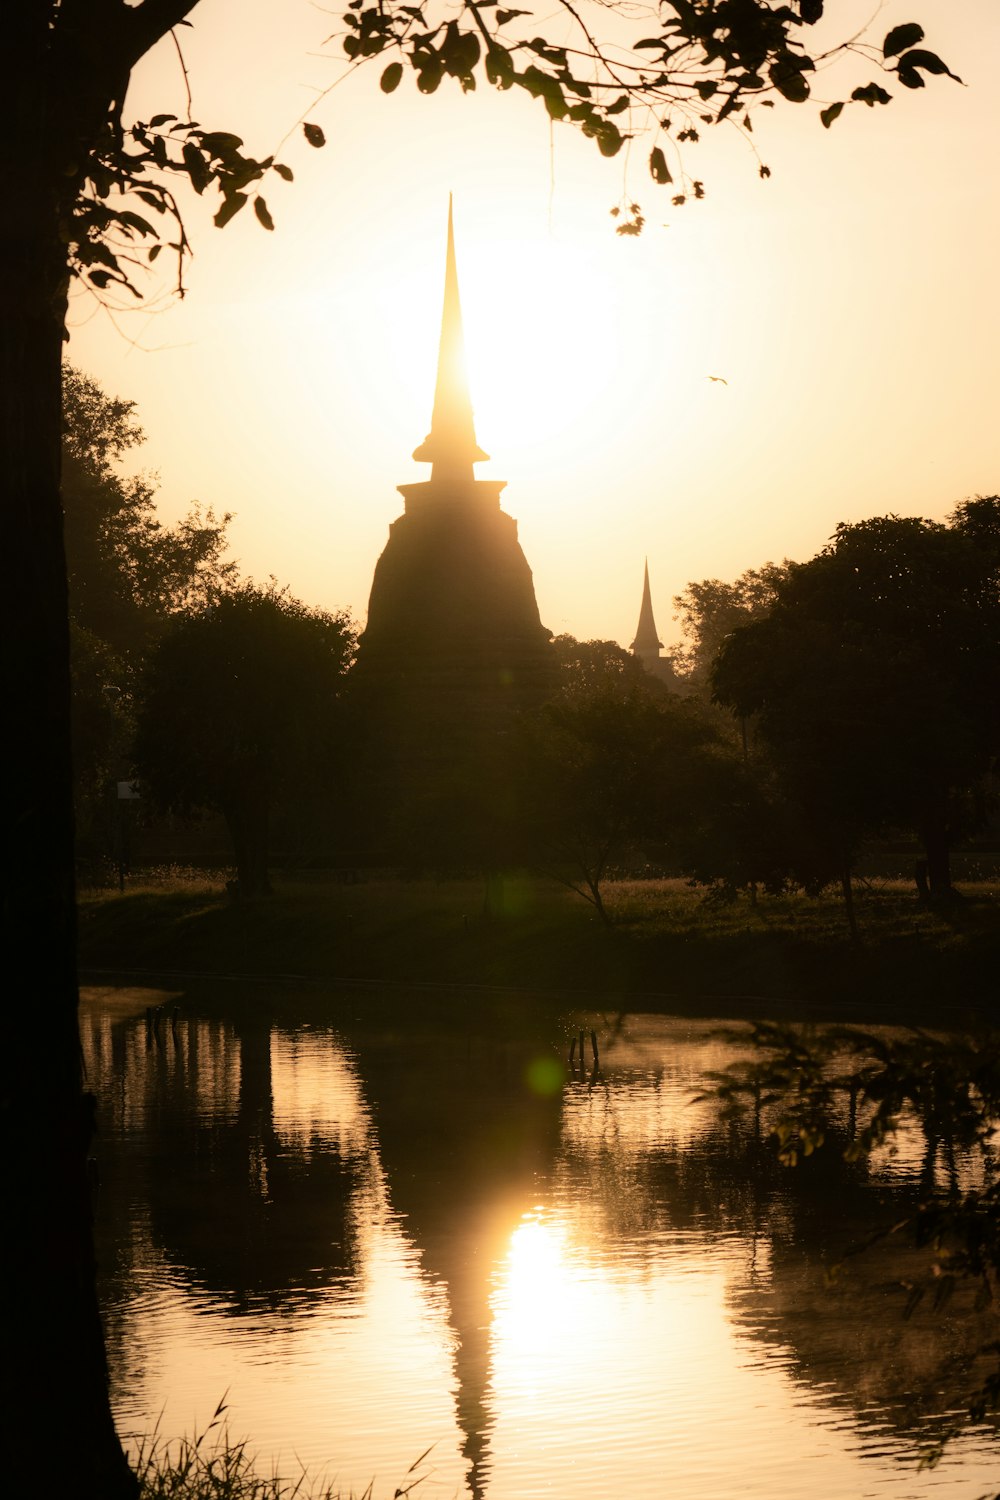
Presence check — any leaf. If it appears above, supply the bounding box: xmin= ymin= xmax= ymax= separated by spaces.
xmin=649 ymin=146 xmax=672 ymax=184
xmin=380 ymin=62 xmax=404 ymax=92
xmin=769 ymin=59 xmax=811 ymax=103
xmin=883 ymin=22 xmax=924 ymax=59
xmin=596 ymin=119 xmax=623 ymax=157
xmin=303 ymin=123 xmax=326 ymax=148
xmin=147 ymin=113 xmax=177 ymax=128
xmin=895 ymin=48 xmax=963 ymax=87
xmin=181 ymin=141 xmax=210 ymax=194
xmin=416 ymin=60 xmax=443 ymax=93
xmin=200 ymin=131 xmax=245 ymax=155
xmin=134 ymin=189 xmax=168 ymax=212
xmin=496 ymin=8 xmax=531 ymax=22
xmin=897 ymin=63 xmax=926 ymax=89
xmin=253 ymin=196 xmax=274 ymax=231
xmin=820 ymin=101 xmax=844 ymax=128
xmin=115 ymin=210 xmax=156 ymax=237
xmin=851 ymin=82 xmax=892 ymax=107
xmin=543 ymin=84 xmax=567 ymax=121
xmin=214 ymin=192 xmax=248 ymax=228
xmin=520 ymin=65 xmax=567 ymax=119
xmin=486 ymin=45 xmax=515 ymax=89
xmin=272 ymin=162 xmax=294 ymax=181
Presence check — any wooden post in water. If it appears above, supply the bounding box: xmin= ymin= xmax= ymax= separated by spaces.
xmin=568 ymin=1037 xmax=577 ymax=1067
xmin=590 ymin=1030 xmax=600 ymax=1068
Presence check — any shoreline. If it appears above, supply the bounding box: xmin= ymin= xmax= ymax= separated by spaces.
xmin=78 ymin=874 xmax=999 ymax=1030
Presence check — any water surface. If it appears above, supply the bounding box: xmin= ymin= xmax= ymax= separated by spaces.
xmin=83 ymin=987 xmax=999 ymax=1498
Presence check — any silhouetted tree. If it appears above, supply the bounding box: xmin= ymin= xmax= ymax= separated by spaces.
xmin=64 ymin=368 xmax=235 ymax=851
xmin=517 ymin=682 xmax=727 ymax=922
xmin=712 ymin=503 xmax=1000 ymax=909
xmin=64 ymin=367 xmax=235 ymax=657
xmin=134 ymin=585 xmax=355 ymax=897
xmin=669 ymin=563 xmax=790 ymax=689
xmin=551 ymin=633 xmax=650 ymax=693
xmin=673 ymin=757 xmax=844 ymax=904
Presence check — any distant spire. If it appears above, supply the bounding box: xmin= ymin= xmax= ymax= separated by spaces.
xmin=412 ymin=195 xmax=489 ymax=481
xmin=630 ymin=560 xmax=663 ymax=659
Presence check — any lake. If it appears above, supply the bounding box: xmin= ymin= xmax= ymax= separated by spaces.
xmin=82 ymin=984 xmax=999 ymax=1499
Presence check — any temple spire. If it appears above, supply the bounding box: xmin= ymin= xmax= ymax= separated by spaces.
xmin=412 ymin=196 xmax=489 ymax=481
xmin=630 ymin=560 xmax=663 ymax=664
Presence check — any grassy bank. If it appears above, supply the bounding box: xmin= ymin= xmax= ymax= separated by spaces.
xmin=78 ymin=870 xmax=999 ymax=1025
xmin=132 ymin=1412 xmax=432 ymax=1500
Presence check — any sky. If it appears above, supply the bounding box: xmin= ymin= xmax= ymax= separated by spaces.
xmin=69 ymin=1 xmax=1000 ymax=650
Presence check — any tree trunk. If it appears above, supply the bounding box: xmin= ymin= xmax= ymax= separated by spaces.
xmin=919 ymin=809 xmax=956 ymax=903
xmin=2 ymin=173 xmax=137 ymax=1500
xmin=223 ymin=793 xmax=274 ymax=899
xmin=587 ymin=876 xmax=612 ymax=927
xmin=839 ymin=864 xmax=860 ymax=945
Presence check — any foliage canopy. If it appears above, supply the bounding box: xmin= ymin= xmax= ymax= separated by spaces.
xmin=135 ymin=584 xmax=356 ymax=895
xmin=711 ymin=501 xmax=1000 ymax=900
xmin=45 ymin=1 xmax=961 ymax=311
xmin=63 ymin=366 xmax=235 ymax=654
xmin=337 ymin=2 xmax=958 ymax=230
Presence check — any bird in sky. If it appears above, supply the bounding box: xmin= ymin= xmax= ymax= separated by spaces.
xmin=707 ymin=375 xmax=729 ymax=385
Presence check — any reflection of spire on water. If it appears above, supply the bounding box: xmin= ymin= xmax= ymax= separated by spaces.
xmin=353 ymin=1023 xmax=563 ymax=1500
xmin=445 ymin=1209 xmax=496 ymax=1500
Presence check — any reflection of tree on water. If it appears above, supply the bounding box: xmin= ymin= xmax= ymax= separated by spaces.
xmin=352 ymin=1019 xmax=564 ymax=1500
xmin=557 ymin=1037 xmax=998 ymax=1456
xmin=725 ymin=1132 xmax=999 ymax=1450
xmin=84 ymin=1003 xmax=367 ymax=1339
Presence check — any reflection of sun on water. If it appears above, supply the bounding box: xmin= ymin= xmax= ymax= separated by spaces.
xmin=491 ymin=1211 xmax=605 ymax=1397
xmin=502 ymin=1217 xmax=575 ymax=1342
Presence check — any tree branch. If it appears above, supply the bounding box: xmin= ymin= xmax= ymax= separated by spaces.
xmin=120 ymin=0 xmax=203 ymax=72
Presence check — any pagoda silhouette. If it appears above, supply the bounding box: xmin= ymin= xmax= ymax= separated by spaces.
xmin=629 ymin=559 xmax=684 ymax=690
xmin=360 ymin=198 xmax=550 ymax=678
xmin=351 ymin=200 xmax=555 ymax=866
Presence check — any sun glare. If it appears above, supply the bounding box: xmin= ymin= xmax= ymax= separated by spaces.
xmin=491 ymin=1211 xmax=596 ymax=1369
xmin=504 ymin=1217 xmax=569 ymax=1315
xmin=462 ymin=236 xmax=630 ymax=470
